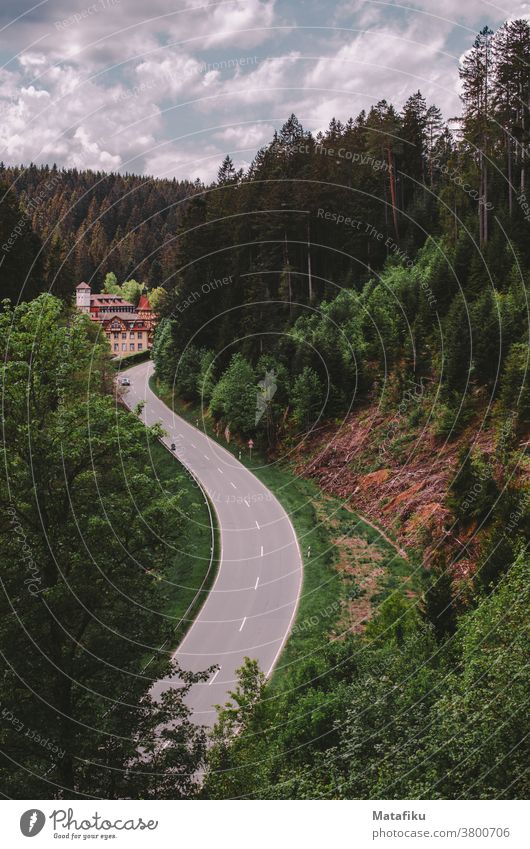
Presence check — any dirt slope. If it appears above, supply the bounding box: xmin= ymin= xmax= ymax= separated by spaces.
xmin=289 ymin=398 xmax=509 ymax=574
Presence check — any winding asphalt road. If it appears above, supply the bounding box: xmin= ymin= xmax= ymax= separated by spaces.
xmin=122 ymin=360 xmax=303 ymax=726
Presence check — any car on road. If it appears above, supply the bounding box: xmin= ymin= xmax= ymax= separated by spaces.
xmin=119 ymin=377 xmax=131 ymax=386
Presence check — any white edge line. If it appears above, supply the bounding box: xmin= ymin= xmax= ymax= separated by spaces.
xmin=265 ymin=520 xmax=303 ymax=677
xmin=121 ymin=362 xmax=224 ymax=661
xmin=123 ymin=361 xmax=303 ymax=683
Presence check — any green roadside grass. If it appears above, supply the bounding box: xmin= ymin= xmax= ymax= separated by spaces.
xmin=149 ymin=375 xmax=422 ymax=689
xmin=148 ymin=438 xmax=219 ymax=648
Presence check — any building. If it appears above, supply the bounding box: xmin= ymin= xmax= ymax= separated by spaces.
xmin=76 ymin=282 xmax=158 ymax=357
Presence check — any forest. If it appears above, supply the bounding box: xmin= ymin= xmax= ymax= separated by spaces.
xmin=0 ymin=19 xmax=529 ymax=799
xmin=153 ymin=19 xmax=530 ymax=799
xmin=0 ymin=164 xmax=197 ymax=302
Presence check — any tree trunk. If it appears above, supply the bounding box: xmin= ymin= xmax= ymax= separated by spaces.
xmin=507 ymin=131 xmax=513 ymax=215
xmin=387 ymin=146 xmax=400 ymax=241
xmin=479 ymin=150 xmax=484 ymax=246
xmin=307 ymin=220 xmax=313 ymax=302
xmin=483 ymin=158 xmax=488 ymax=244
xmin=283 ymin=233 xmax=292 ymax=316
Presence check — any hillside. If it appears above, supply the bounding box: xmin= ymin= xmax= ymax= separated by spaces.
xmin=0 ymin=163 xmax=199 ymax=300
xmin=292 ymin=387 xmax=530 ymax=586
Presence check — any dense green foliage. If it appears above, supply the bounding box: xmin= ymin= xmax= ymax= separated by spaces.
xmin=0 ymin=165 xmax=198 ymax=299
xmin=0 ymin=295 xmax=211 ymax=798
xmin=152 ymin=21 xmax=530 ymax=450
xmin=203 ymin=557 xmax=529 ymax=799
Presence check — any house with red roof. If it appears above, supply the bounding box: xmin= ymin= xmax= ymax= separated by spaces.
xmin=76 ymin=282 xmax=158 ymax=357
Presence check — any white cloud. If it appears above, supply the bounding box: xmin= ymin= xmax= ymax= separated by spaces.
xmin=215 ymin=122 xmax=275 ymax=149
xmin=337 ymin=0 xmax=526 ymax=28
xmin=0 ymin=60 xmax=161 ymax=173
xmin=168 ymin=0 xmax=277 ymax=49
xmin=18 ymin=52 xmax=48 ymax=71
xmin=134 ymin=53 xmax=207 ymax=98
xmin=0 ymin=0 xmax=277 ymax=69
xmin=70 ymin=126 xmax=122 ymax=171
xmin=0 ymin=0 xmax=525 ymax=179
xmin=303 ymin=21 xmax=458 ymax=123
xmin=402 ymin=0 xmax=527 ymax=26
xmin=143 ymin=142 xmax=222 ymax=183
xmin=214 ymin=52 xmax=301 ymax=106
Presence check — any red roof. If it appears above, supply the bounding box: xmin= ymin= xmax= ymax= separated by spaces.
xmin=137 ymin=294 xmax=151 ymax=311
xmin=90 ymin=296 xmax=133 ymax=309
xmin=76 ymin=282 xmax=91 ymax=289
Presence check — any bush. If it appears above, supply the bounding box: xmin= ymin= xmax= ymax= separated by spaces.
xmin=112 ymin=348 xmax=151 ymax=370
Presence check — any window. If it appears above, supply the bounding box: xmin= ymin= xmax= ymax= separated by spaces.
xmin=114 ymin=343 xmax=118 ymax=351
xmin=130 ymin=343 xmax=134 ymax=351
xmin=137 ymin=332 xmax=143 ymax=339
xmin=122 ymin=343 xmax=127 ymax=351
xmin=114 ymin=332 xmax=119 ymax=339
xmin=130 ymin=332 xmax=135 ymax=338
xmin=122 ymin=332 xmax=126 ymax=339
xmin=138 ymin=343 xmax=143 ymax=351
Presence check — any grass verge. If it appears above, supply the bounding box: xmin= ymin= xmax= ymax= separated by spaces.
xmin=148 ymin=438 xmax=219 ymax=648
xmin=149 ymin=376 xmax=423 ymax=689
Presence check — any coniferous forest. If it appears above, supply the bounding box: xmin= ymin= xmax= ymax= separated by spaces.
xmin=1 ymin=18 xmax=529 ymax=802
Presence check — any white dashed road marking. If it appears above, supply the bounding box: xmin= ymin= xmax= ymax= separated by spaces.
xmin=209 ymin=668 xmax=220 ymax=686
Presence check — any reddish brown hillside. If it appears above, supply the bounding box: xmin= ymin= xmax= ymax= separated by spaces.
xmin=289 ymin=400 xmax=512 ymax=576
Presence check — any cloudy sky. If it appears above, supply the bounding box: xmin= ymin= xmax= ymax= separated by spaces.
xmin=1 ymin=0 xmax=529 ymax=182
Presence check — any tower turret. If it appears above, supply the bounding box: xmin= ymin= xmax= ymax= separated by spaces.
xmin=76 ymin=282 xmax=91 ymax=313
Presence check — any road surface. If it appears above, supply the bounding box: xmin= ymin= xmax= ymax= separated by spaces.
xmin=121 ymin=360 xmax=303 ymax=726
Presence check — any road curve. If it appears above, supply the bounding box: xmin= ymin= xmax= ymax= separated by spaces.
xmin=122 ymin=360 xmax=303 ymax=726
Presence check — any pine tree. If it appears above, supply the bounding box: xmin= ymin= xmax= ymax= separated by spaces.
xmin=44 ymin=232 xmax=76 ymax=301
xmin=0 ymin=181 xmax=44 ymax=302
xmin=460 ymin=26 xmax=495 ymax=244
xmin=425 ymin=104 xmax=444 ymax=187
xmin=493 ymin=20 xmax=530 ymax=204
xmin=422 ymin=554 xmax=457 ymax=639
xmin=217 ymin=155 xmax=237 ymax=185
xmin=401 ymin=91 xmax=427 ymax=203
